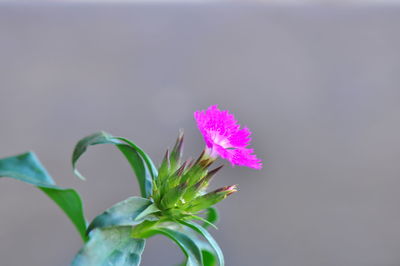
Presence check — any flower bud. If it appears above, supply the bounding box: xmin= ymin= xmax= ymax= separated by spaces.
xmin=153 ymin=131 xmax=237 ymax=219
xmin=160 ymin=181 xmax=188 ymax=209
xmin=184 ymin=185 xmax=238 ymax=213
xmin=182 ymin=165 xmax=224 ymax=202
xmin=169 ymin=130 xmax=184 ymax=172
xmin=157 ymin=149 xmax=170 ymax=182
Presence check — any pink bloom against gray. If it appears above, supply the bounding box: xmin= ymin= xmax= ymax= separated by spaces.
xmin=194 ymin=105 xmax=262 ymax=169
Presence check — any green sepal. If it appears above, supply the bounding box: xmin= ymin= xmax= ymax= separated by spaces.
xmin=160 ymin=160 xmax=187 ymax=198
xmin=169 ymin=131 xmax=184 ymax=172
xmin=156 ymin=150 xmax=170 ymax=187
xmin=185 ymin=185 xmax=237 ymax=213
xmin=180 ymin=165 xmax=207 ymax=188
xmin=183 ymin=166 xmax=224 ymax=202
xmin=160 ymin=182 xmax=188 ymax=209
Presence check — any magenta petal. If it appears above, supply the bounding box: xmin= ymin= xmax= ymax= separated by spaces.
xmin=194 ymin=105 xmax=262 ymax=169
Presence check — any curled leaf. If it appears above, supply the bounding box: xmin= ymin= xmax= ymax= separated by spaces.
xmin=72 ymin=131 xmax=157 ymax=198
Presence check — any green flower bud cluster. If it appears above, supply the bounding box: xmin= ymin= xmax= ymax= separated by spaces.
xmin=151 ymin=132 xmax=238 ymax=220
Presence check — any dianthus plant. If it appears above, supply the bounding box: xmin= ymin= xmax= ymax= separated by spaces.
xmin=0 ymin=105 xmax=261 ymax=266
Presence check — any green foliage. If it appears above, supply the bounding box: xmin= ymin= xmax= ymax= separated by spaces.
xmin=132 ymin=221 xmax=204 ymax=266
xmin=1 ymin=132 xmax=228 ymax=266
xmin=184 ymin=185 xmax=238 ymax=213
xmin=72 ymin=226 xmax=145 ymax=266
xmin=179 ymin=221 xmax=224 ymax=266
xmin=201 ymin=250 xmax=218 ymax=266
xmin=72 ymin=131 xmax=157 ymax=198
xmin=0 ymin=152 xmax=88 ymax=242
xmin=91 ymin=215 xmax=220 ymax=266
xmin=152 ymin=133 xmax=232 ymax=230
xmin=132 ymin=218 xmax=224 ymax=266
xmin=152 ymin=227 xmax=203 ymax=266
xmin=87 ymin=197 xmax=160 ymax=234
xmin=203 ymin=207 xmax=219 ymax=229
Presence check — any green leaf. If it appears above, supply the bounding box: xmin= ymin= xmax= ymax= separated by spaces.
xmin=203 ymin=207 xmax=219 ymax=228
xmin=72 ymin=226 xmax=145 ymax=266
xmin=133 ymin=222 xmax=203 ymax=266
xmin=0 ymin=152 xmax=88 ymax=242
xmin=188 ymin=215 xmax=217 ymax=230
xmin=176 ymin=234 xmax=219 ymax=266
xmin=153 ymin=227 xmax=203 ymax=266
xmin=178 ymin=245 xmax=218 ymax=266
xmin=71 ymin=131 xmax=157 ymax=198
xmin=87 ymin=196 xmax=160 ymax=234
xmin=202 ymin=249 xmax=218 ymax=266
xmin=176 ymin=208 xmax=220 ymax=266
xmin=180 ymin=221 xmax=224 ymax=266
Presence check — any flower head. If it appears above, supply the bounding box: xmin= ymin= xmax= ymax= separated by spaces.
xmin=194 ymin=105 xmax=262 ymax=169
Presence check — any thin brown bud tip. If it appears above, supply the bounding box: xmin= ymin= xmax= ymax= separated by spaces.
xmin=207 ymin=165 xmax=224 ymax=177
xmin=194 ymin=150 xmax=206 ymax=165
xmin=200 ymin=165 xmax=224 ymax=185
xmin=161 ymin=150 xmax=171 ymax=167
xmin=214 ymin=187 xmax=224 ymax=193
xmin=178 ymin=129 xmax=184 ymax=140
xmin=175 ymin=161 xmax=187 ymax=176
xmin=175 ymin=130 xmax=184 ymax=147
xmin=171 ymin=130 xmax=184 ymax=160
xmin=163 ymin=149 xmax=170 ymax=161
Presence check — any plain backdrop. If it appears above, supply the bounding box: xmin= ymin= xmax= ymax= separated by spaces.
xmin=1 ymin=3 xmax=400 ymax=266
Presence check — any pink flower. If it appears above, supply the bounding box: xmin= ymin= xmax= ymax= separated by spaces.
xmin=194 ymin=105 xmax=262 ymax=169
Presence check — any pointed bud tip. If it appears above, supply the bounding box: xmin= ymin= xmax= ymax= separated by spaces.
xmin=178 ymin=128 xmax=184 ymax=139
xmin=208 ymin=165 xmax=224 ymax=176
xmin=175 ymin=161 xmax=188 ymax=176
xmin=164 ymin=149 xmax=170 ymax=159
xmin=171 ymin=130 xmax=185 ymax=159
xmin=226 ymin=184 xmax=239 ymax=195
xmin=214 ymin=184 xmax=238 ymax=194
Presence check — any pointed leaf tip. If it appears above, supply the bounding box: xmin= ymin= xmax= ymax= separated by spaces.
xmin=0 ymin=152 xmax=88 ymax=242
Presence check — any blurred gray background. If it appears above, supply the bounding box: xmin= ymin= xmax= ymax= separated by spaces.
xmin=1 ymin=2 xmax=400 ymax=266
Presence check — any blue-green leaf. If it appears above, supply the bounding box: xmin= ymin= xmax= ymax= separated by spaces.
xmin=178 ymin=207 xmax=220 ymax=266
xmin=178 ymin=248 xmax=217 ymax=266
xmin=72 ymin=226 xmax=145 ymax=266
xmin=153 ymin=227 xmax=203 ymax=266
xmin=203 ymin=207 xmax=219 ymax=228
xmin=0 ymin=152 xmax=88 ymax=242
xmin=201 ymin=249 xmax=218 ymax=266
xmin=133 ymin=222 xmax=203 ymax=266
xmin=87 ymin=197 xmax=160 ymax=234
xmin=72 ymin=131 xmax=157 ymax=198
xmin=180 ymin=221 xmax=224 ymax=266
